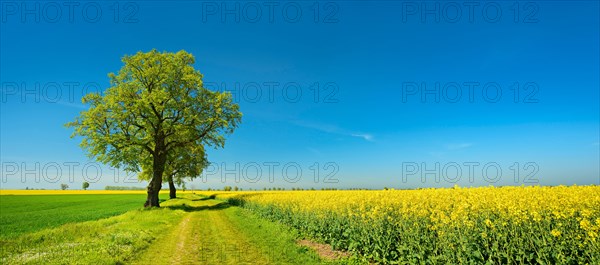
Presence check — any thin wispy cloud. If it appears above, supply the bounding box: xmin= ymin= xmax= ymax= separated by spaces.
xmin=351 ymin=133 xmax=374 ymax=141
xmin=445 ymin=143 xmax=473 ymax=150
xmin=292 ymin=120 xmax=375 ymax=142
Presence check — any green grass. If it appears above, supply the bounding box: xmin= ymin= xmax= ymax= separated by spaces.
xmin=138 ymin=195 xmax=336 ymax=264
xmin=228 ymin=206 xmax=344 ymax=264
xmin=0 ymin=194 xmax=162 ymax=239
xmin=1 ymin=194 xmax=348 ymax=264
xmin=1 ymin=206 xmax=185 ymax=264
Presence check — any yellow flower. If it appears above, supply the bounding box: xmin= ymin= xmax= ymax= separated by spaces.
xmin=484 ymin=219 xmax=493 ymax=228
xmin=581 ymin=219 xmax=592 ymax=230
xmin=551 ymin=229 xmax=561 ymax=237
xmin=588 ymin=231 xmax=597 ymax=241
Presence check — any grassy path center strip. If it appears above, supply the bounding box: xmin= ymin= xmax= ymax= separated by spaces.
xmin=135 ymin=195 xmax=334 ymax=264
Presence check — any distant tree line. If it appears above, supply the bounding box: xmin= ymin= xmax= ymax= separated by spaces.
xmin=222 ymin=186 xmax=242 ymax=191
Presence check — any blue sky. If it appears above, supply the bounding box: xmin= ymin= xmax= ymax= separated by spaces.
xmin=1 ymin=1 xmax=598 ymax=190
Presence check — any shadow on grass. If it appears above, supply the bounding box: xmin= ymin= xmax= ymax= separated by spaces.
xmin=190 ymin=194 xmax=216 ymax=201
xmin=165 ymin=201 xmax=230 ymax=212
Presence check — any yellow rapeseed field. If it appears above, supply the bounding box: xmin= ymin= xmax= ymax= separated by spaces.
xmin=206 ymin=185 xmax=600 ymax=264
xmin=0 ymin=190 xmax=196 ymax=195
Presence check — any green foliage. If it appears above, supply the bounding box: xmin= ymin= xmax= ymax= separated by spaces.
xmin=66 ymin=50 xmax=242 ymax=206
xmin=60 ymin=184 xmax=69 ymax=190
xmin=82 ymin=182 xmax=90 ymax=190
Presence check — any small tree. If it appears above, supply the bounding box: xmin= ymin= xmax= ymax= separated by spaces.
xmin=82 ymin=182 xmax=90 ymax=190
xmin=60 ymin=184 xmax=69 ymax=190
xmin=234 ymin=186 xmax=238 ymax=191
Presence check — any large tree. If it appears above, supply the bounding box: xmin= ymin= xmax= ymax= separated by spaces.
xmin=67 ymin=50 xmax=242 ymax=207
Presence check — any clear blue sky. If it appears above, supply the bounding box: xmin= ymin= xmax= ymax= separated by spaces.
xmin=1 ymin=1 xmax=598 ymax=190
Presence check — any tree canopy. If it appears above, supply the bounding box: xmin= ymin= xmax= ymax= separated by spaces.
xmin=67 ymin=50 xmax=242 ymax=207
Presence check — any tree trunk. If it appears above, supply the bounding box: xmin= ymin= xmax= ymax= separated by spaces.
xmin=144 ymin=175 xmax=162 ymax=207
xmin=168 ymin=178 xmax=176 ymax=199
xmin=145 ymin=153 xmax=166 ymax=207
